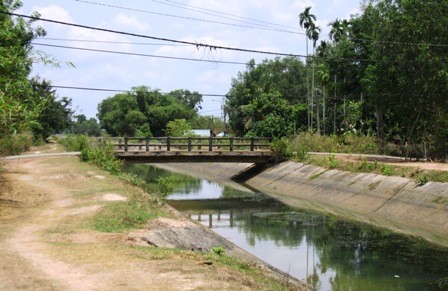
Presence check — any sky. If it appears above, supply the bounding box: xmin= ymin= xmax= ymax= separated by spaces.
xmin=20 ymin=0 xmax=361 ymax=120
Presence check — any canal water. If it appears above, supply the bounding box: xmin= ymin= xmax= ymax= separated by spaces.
xmin=124 ymin=164 xmax=448 ymax=290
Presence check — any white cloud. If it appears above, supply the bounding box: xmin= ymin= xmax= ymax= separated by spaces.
xmin=114 ymin=13 xmax=150 ymax=31
xmin=34 ymin=4 xmax=73 ymax=22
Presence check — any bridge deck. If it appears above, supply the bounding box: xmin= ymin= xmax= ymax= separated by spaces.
xmin=102 ymin=136 xmax=278 ymax=163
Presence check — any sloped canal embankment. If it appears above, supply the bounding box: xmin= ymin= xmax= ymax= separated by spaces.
xmin=156 ymin=161 xmax=448 ymax=247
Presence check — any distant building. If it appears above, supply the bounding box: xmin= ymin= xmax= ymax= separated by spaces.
xmin=191 ymin=129 xmax=211 ymax=136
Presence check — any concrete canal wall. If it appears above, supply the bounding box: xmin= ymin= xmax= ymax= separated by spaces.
xmin=156 ymin=161 xmax=448 ymax=247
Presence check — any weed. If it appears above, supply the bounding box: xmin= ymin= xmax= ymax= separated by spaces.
xmin=433 ymin=196 xmax=448 ymax=205
xmin=212 ymin=246 xmax=225 ymax=256
xmin=118 ymin=172 xmax=145 ymax=187
xmin=328 ymin=154 xmax=339 ymax=169
xmin=416 ymin=174 xmax=429 ymax=186
xmin=380 ymin=164 xmax=393 ymax=176
xmin=310 ymin=171 xmax=325 ymax=180
xmin=369 ymin=180 xmax=381 ymax=190
xmin=157 ymin=176 xmax=174 ymax=199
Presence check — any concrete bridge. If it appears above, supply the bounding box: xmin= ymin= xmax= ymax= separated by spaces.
xmin=101 ymin=137 xmax=279 ymax=164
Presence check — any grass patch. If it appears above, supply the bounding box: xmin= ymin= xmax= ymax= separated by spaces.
xmin=433 ymin=196 xmax=448 ymax=205
xmin=91 ymin=192 xmax=166 ymax=233
xmin=368 ymin=180 xmax=382 ymax=190
xmin=302 ymin=155 xmax=448 ymax=184
xmin=0 ymin=132 xmax=34 ymax=156
xmin=310 ymin=171 xmax=326 ymax=180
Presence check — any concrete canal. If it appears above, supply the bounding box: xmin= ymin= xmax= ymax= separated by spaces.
xmin=123 ymin=163 xmax=448 ymax=290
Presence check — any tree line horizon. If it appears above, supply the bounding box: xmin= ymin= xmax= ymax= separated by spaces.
xmin=1 ymin=0 xmax=447 ymax=160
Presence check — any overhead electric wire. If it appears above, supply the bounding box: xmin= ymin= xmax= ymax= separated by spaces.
xmin=51 ymin=85 xmax=227 ymax=97
xmin=42 ymin=37 xmax=190 ymax=46
xmin=32 ymin=43 xmax=247 ymax=65
xmin=5 ymin=12 xmax=440 ymax=64
xmin=149 ymin=0 xmax=302 ymax=32
xmin=74 ymin=0 xmax=305 ymax=35
xmin=5 ymin=12 xmax=304 ymax=58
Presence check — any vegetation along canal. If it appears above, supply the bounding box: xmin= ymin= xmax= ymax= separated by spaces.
xmin=124 ymin=164 xmax=448 ymax=290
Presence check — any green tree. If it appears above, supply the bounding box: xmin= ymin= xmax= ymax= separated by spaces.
xmin=0 ymin=0 xmax=46 ymax=137
xmin=72 ymin=114 xmax=102 ymax=137
xmin=299 ymin=7 xmax=317 ymax=130
xmin=226 ymin=57 xmax=307 ymax=137
xmin=165 ymin=119 xmax=193 ymax=136
xmin=97 ymin=86 xmax=201 ymax=137
xmin=30 ymin=77 xmax=73 ymax=141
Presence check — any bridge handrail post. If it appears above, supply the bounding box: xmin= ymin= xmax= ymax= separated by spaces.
xmin=250 ymin=137 xmax=255 ymax=151
xmin=145 ymin=138 xmax=149 ymax=152
xmin=124 ymin=137 xmax=128 ymax=152
xmin=167 ymin=137 xmax=171 ymax=151
xmin=188 ymin=137 xmax=192 ymax=152
xmin=229 ymin=137 xmax=234 ymax=152
xmin=208 ymin=137 xmax=213 ymax=151
xmin=198 ymin=138 xmax=201 ymax=150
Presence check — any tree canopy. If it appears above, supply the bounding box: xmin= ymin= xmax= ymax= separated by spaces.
xmin=226 ymin=57 xmax=307 ymax=138
xmin=97 ymin=86 xmax=202 ymax=137
xmin=225 ymin=0 xmax=448 ymax=159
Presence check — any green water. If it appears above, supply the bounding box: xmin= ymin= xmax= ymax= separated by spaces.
xmin=123 ymin=164 xmax=448 ymax=290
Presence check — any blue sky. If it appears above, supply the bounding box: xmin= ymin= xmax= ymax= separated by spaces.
xmin=21 ymin=0 xmax=361 ymax=119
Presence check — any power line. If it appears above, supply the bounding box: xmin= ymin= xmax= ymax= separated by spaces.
xmin=51 ymin=85 xmax=227 ymax=97
xmin=8 ymin=12 xmax=438 ymax=64
xmin=5 ymin=12 xmax=304 ymax=58
xmin=42 ymin=37 xmax=190 ymax=46
xmin=149 ymin=0 xmax=303 ymax=32
xmin=74 ymin=0 xmax=305 ymax=35
xmin=32 ymin=43 xmax=247 ymax=65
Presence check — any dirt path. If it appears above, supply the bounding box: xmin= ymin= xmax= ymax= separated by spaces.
xmin=0 ymin=145 xmax=299 ymax=290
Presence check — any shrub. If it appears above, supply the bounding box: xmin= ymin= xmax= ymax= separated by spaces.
xmin=59 ymin=134 xmax=90 ymax=152
xmin=212 ymin=246 xmax=225 ymax=256
xmin=81 ymin=142 xmax=122 ymax=175
xmin=157 ymin=176 xmax=174 ymax=198
xmin=328 ymin=154 xmax=339 ymax=169
xmin=0 ymin=133 xmax=34 ymax=156
xmin=380 ymin=164 xmax=393 ymax=176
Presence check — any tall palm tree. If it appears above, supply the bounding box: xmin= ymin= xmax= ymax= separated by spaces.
xmin=316 ymin=63 xmax=330 ymax=135
xmin=307 ymin=23 xmax=321 ymax=134
xmin=299 ymin=7 xmax=316 ymax=131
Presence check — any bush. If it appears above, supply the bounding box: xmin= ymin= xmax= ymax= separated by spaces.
xmin=80 ymin=142 xmax=122 ymax=175
xmin=59 ymin=134 xmax=90 ymax=152
xmin=0 ymin=133 xmax=34 ymax=156
xmin=287 ymin=132 xmax=378 ymax=156
xmin=380 ymin=164 xmax=393 ymax=176
xmin=157 ymin=176 xmax=174 ymax=198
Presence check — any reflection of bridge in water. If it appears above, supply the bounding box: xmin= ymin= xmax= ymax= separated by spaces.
xmin=168 ymin=198 xmax=285 ymax=228
xmin=100 ymin=137 xmax=279 ymax=164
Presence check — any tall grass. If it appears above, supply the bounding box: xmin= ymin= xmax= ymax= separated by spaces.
xmin=274 ymin=132 xmax=378 ymax=161
xmin=0 ymin=133 xmax=34 ymax=156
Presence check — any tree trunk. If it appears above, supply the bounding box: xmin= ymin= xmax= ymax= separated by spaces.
xmin=323 ymin=85 xmax=326 ymax=135
xmin=333 ymin=75 xmax=337 ymax=134
xmin=376 ymin=105 xmax=384 ymax=154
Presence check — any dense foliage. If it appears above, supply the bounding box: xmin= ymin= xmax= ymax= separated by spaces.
xmin=226 ymin=0 xmax=448 ymax=160
xmin=71 ymin=114 xmax=102 ymax=137
xmin=0 ymin=1 xmax=75 ymax=154
xmin=97 ymin=86 xmax=202 ymax=137
xmin=226 ymin=57 xmax=307 ymax=138
xmin=0 ymin=0 xmax=45 ymax=138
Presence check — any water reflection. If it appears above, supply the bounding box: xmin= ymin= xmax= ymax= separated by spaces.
xmin=124 ymin=163 xmax=448 ymax=291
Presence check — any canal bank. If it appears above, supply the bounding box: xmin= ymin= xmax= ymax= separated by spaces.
xmin=154 ymin=161 xmax=448 ymax=247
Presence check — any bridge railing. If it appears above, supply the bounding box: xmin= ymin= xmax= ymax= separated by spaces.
xmin=99 ymin=137 xmax=272 ymax=152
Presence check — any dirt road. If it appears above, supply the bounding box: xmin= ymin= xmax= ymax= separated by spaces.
xmin=0 ymin=144 xmax=300 ymax=290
